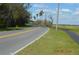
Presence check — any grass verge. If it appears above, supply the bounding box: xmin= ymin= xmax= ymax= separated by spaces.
xmin=17 ymin=28 xmax=79 ymax=55
xmin=59 ymin=25 xmax=79 ymax=35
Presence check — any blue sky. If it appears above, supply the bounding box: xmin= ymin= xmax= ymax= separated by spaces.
xmin=29 ymin=3 xmax=79 ymax=25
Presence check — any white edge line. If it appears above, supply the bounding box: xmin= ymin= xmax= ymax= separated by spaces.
xmin=11 ymin=28 xmax=49 ymax=55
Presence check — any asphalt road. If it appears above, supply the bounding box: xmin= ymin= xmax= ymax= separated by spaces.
xmin=0 ymin=27 xmax=48 ymax=55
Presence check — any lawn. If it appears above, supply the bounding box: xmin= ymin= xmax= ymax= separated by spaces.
xmin=17 ymin=28 xmax=79 ymax=55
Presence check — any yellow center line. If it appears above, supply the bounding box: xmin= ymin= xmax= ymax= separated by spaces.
xmin=0 ymin=28 xmax=39 ymax=39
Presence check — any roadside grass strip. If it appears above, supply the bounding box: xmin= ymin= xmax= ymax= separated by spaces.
xmin=17 ymin=28 xmax=79 ymax=55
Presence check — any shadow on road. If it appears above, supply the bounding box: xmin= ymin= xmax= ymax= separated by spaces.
xmin=0 ymin=28 xmax=22 ymax=32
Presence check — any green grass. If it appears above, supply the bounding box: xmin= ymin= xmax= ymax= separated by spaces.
xmin=58 ymin=25 xmax=79 ymax=35
xmin=66 ymin=26 xmax=79 ymax=35
xmin=17 ymin=28 xmax=79 ymax=55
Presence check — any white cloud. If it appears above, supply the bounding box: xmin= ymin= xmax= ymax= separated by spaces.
xmin=74 ymin=12 xmax=79 ymax=15
xmin=33 ymin=4 xmax=72 ymax=16
xmin=61 ymin=9 xmax=72 ymax=12
xmin=33 ymin=3 xmax=48 ymax=8
xmin=73 ymin=8 xmax=79 ymax=15
xmin=34 ymin=8 xmax=56 ymax=15
xmin=32 ymin=4 xmax=73 ymax=20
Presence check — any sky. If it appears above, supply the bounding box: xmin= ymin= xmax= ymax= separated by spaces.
xmin=29 ymin=3 xmax=79 ymax=25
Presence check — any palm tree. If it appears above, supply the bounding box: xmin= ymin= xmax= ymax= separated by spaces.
xmin=39 ymin=10 xmax=44 ymax=16
xmin=36 ymin=13 xmax=39 ymax=20
xmin=49 ymin=16 xmax=53 ymax=27
xmin=36 ymin=10 xmax=44 ymax=26
xmin=33 ymin=16 xmax=36 ymax=20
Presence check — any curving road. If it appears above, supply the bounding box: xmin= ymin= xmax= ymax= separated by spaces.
xmin=0 ymin=27 xmax=48 ymax=55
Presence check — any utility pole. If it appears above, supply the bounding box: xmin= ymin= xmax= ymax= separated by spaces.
xmin=56 ymin=3 xmax=60 ymax=31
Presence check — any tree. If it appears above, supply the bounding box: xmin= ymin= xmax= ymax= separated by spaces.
xmin=8 ymin=3 xmax=31 ymax=26
xmin=33 ymin=16 xmax=36 ymax=20
xmin=0 ymin=3 xmax=31 ymax=28
xmin=0 ymin=4 xmax=10 ymax=28
xmin=35 ymin=10 xmax=44 ymax=26
xmin=36 ymin=14 xmax=38 ymax=17
xmin=49 ymin=16 xmax=53 ymax=26
xmin=39 ymin=10 xmax=44 ymax=16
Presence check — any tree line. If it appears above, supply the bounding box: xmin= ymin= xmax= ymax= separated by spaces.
xmin=0 ymin=3 xmax=31 ymax=28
